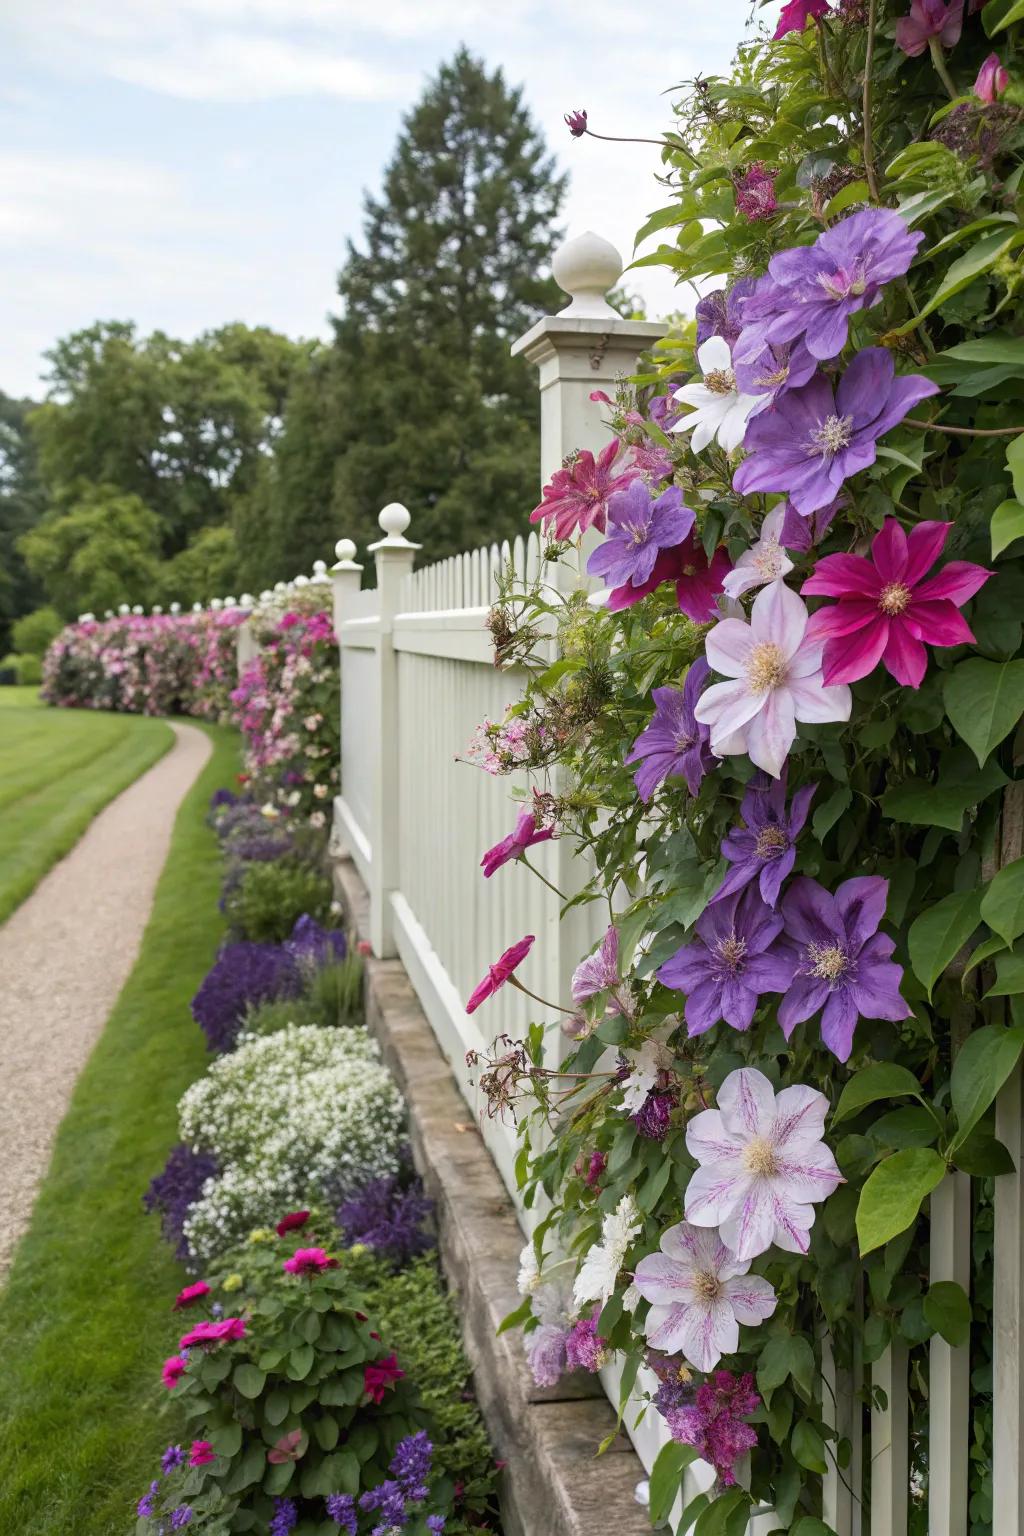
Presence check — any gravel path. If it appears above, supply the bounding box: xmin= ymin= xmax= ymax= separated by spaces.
xmin=0 ymin=720 xmax=212 ymax=1277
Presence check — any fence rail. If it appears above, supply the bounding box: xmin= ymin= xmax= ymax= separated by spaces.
xmin=328 ymin=232 xmax=1022 ymax=1534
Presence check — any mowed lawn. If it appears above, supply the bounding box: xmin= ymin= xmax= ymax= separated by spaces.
xmin=0 ymin=688 xmax=172 ymax=924
xmin=0 ymin=723 xmax=239 ymax=1536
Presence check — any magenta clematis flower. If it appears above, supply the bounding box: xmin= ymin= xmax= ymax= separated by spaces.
xmin=607 ymin=531 xmax=732 ymax=621
xmin=694 ymin=580 xmax=852 ymax=779
xmin=803 ymin=518 xmax=992 ymax=688
xmin=625 ymin=659 xmax=716 ymax=801
xmin=634 ymin=1221 xmax=777 ymax=1372
xmin=363 ymin=1354 xmax=405 ymax=1403
xmin=684 ymin=1066 xmax=843 ymax=1260
xmin=734 ymin=349 xmax=938 ymax=515
xmin=565 ymin=108 xmax=588 ymax=137
xmin=173 ymin=1281 xmax=211 ymax=1311
xmin=735 ymin=211 xmax=923 ymax=363
xmin=179 ymin=1317 xmax=246 ymax=1349
xmin=283 ymin=1247 xmax=339 ymax=1275
xmin=480 ymin=808 xmax=555 ymax=878
xmin=711 ymin=770 xmax=815 ymax=908
xmin=774 ymin=0 xmax=831 ymax=37
xmin=662 ymin=1371 xmax=761 ymax=1487
xmin=734 ymin=162 xmax=778 ymax=221
xmin=465 ymin=935 xmax=535 ymax=1014
xmin=587 ymin=481 xmax=695 ymax=589
xmin=895 ymin=0 xmax=964 ymax=57
xmin=657 ymin=885 xmax=792 ymax=1036
xmin=189 ymin=1441 xmax=217 ymax=1468
xmin=974 ymin=52 xmax=1009 ymax=101
xmin=571 ymin=925 xmax=621 ymax=1007
xmin=529 ymin=442 xmax=638 ymax=541
xmin=777 ymin=876 xmax=912 ymax=1061
xmin=162 ymin=1354 xmax=188 ymax=1390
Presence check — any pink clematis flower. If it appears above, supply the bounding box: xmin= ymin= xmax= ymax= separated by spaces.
xmin=481 ymin=808 xmax=555 ymax=878
xmin=974 ymin=51 xmax=1009 ymax=101
xmin=465 ymin=935 xmax=535 ymax=1014
xmin=774 ymin=0 xmax=831 ymax=37
xmin=606 ymin=531 xmax=733 ymax=622
xmin=162 ymin=1354 xmax=188 ymax=1390
xmin=189 ymin=1440 xmax=217 ymax=1468
xmin=895 ymin=0 xmax=964 ymax=56
xmin=529 ymin=442 xmax=639 ymax=541
xmin=283 ymin=1247 xmax=339 ymax=1276
xmin=803 ymin=519 xmax=991 ymax=689
xmin=173 ymin=1281 xmax=211 ymax=1311
xmin=694 ymin=580 xmax=851 ymax=778
xmin=685 ymin=1067 xmax=843 ymax=1261
xmin=363 ymin=1354 xmax=405 ymax=1404
xmin=571 ymin=925 xmax=620 ymax=1008
xmin=633 ymin=1221 xmax=777 ymax=1372
xmin=179 ymin=1317 xmax=247 ymax=1349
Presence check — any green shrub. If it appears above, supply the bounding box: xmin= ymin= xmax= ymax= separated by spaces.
xmin=224 ymin=858 xmax=333 ymax=943
xmin=136 ymin=1229 xmax=457 ymax=1531
xmin=241 ymin=994 xmax=321 ymax=1037
xmin=0 ymin=653 xmax=42 ymax=686
xmin=12 ymin=606 xmax=63 ymax=658
xmin=243 ymin=955 xmax=363 ymax=1038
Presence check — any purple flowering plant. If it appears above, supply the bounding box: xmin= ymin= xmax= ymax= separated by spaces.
xmin=479 ymin=3 xmax=1021 ymax=1525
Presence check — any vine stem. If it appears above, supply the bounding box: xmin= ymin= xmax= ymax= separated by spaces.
xmin=905 ymin=417 xmax=1024 ymax=438
xmin=863 ymin=0 xmax=880 ymax=202
xmin=928 ymin=35 xmax=958 ymax=100
xmin=520 ymin=853 xmax=569 ymax=903
xmin=508 ymin=975 xmax=573 ymax=1015
xmin=582 ymin=127 xmax=700 ymax=168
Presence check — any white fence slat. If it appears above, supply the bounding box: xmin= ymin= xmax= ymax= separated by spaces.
xmin=870 ymin=1344 xmax=908 ymax=1536
xmin=927 ymin=1173 xmax=971 ymax=1536
xmin=821 ymin=1326 xmax=861 ymax=1536
xmin=994 ymin=1060 xmax=1024 ymax=1533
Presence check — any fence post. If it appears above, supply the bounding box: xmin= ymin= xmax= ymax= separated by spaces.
xmin=330 ymin=538 xmax=363 ymax=636
xmin=366 ymin=505 xmax=419 ymax=958
xmin=510 ymin=230 xmax=667 ymax=1015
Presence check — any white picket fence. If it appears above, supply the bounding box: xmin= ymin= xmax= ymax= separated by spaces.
xmin=327 ymin=232 xmax=1024 ymax=1535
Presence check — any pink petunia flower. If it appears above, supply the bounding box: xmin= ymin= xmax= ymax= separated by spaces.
xmin=480 ymin=808 xmax=555 ymax=878
xmin=774 ymin=0 xmax=831 ymax=37
xmin=684 ymin=1066 xmax=843 ymax=1261
xmin=283 ymin=1247 xmax=339 ymax=1276
xmin=465 ymin=935 xmax=535 ymax=1014
xmin=162 ymin=1354 xmax=188 ymax=1390
xmin=694 ymin=579 xmax=851 ymax=778
xmin=173 ymin=1281 xmax=211 ymax=1311
xmin=363 ymin=1354 xmax=405 ymax=1404
xmin=633 ymin=1221 xmax=777 ymax=1372
xmin=529 ymin=442 xmax=639 ymax=541
xmin=803 ymin=519 xmax=991 ymax=689
xmin=189 ymin=1440 xmax=217 ymax=1467
xmin=179 ymin=1318 xmax=247 ymax=1350
xmin=974 ymin=51 xmax=1009 ymax=101
xmin=895 ymin=0 xmax=963 ymax=56
xmin=275 ymin=1210 xmax=311 ymax=1236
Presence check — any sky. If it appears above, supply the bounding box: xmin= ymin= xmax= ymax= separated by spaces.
xmin=0 ymin=0 xmax=774 ymax=403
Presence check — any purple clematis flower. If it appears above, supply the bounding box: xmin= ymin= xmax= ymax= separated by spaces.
xmin=695 ymin=277 xmax=757 ymax=348
xmin=735 ymin=209 xmax=923 ymax=363
xmin=625 ymin=659 xmax=716 ymax=801
xmin=657 ymin=885 xmax=793 ymax=1037
xmin=779 ymin=495 xmax=843 ymax=551
xmin=733 ymin=336 xmax=817 ymax=408
xmin=733 ymin=348 xmax=938 ymax=514
xmin=587 ymin=481 xmax=695 ymax=590
xmin=711 ymin=771 xmax=815 ymax=908
xmin=684 ymin=1066 xmax=842 ymax=1260
xmin=895 ymin=0 xmax=963 ymax=57
xmin=571 ymin=925 xmax=621 ymax=1008
xmin=777 ymin=875 xmax=912 ymax=1061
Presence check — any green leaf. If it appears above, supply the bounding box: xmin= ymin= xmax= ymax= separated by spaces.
xmin=833 ymin=1062 xmax=924 ymax=1123
xmin=944 ymin=660 xmax=1024 ymax=767
xmin=982 ymin=857 xmax=1024 ymax=947
xmin=693 ymin=1488 xmax=748 ymax=1536
xmin=935 ymin=335 xmax=1024 ymax=366
xmin=963 ymin=933 xmax=1008 ymax=986
xmin=813 ymin=785 xmax=852 ymax=842
xmin=868 ymin=1106 xmax=940 ymax=1150
xmin=908 ymin=888 xmax=984 ymax=998
xmin=263 ymin=1387 xmax=290 ymax=1426
xmin=792 ymin=1419 xmax=829 ymax=1475
xmin=951 ymin=1127 xmax=1015 ymax=1175
xmin=923 ymin=1281 xmax=971 ymax=1347
xmin=985 ymin=950 xmax=1024 ymax=996
xmin=825 ymin=179 xmax=869 ymax=217
xmin=985 ymin=0 xmax=1024 ymax=32
xmin=497 ymin=1296 xmax=533 ymax=1335
xmin=1008 ymin=436 xmax=1024 ymax=504
xmin=949 ymin=1025 xmax=1024 ymax=1149
xmin=755 ymin=1332 xmax=815 ymax=1402
xmin=263 ymin=1459 xmax=295 ymax=1496
xmin=208 ymin=1421 xmax=242 ymax=1457
xmin=286 ymin=1344 xmax=314 ymax=1380
xmin=792 ymin=1521 xmax=837 ymax=1536
xmin=233 ymin=1363 xmax=266 ymax=1399
xmin=894 ymin=229 xmax=1020 ymax=333
xmin=881 ymin=757 xmax=1008 ymax=830
xmin=648 ymin=1440 xmax=698 ymax=1524
xmin=991 ymin=501 xmax=1024 ymax=559
xmin=856 ymin=1149 xmax=946 ymax=1255
xmin=225 ymin=1441 xmax=266 ymax=1494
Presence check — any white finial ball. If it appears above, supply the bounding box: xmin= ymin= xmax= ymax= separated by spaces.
xmin=240 ymin=592 xmax=254 ymax=608
xmin=378 ymin=502 xmax=411 ymax=538
xmin=224 ymin=594 xmax=236 ymax=607
xmin=552 ymin=231 xmax=623 ymax=319
xmin=210 ymin=597 xmax=223 ymax=611
xmin=170 ymin=601 xmax=181 ymax=614
xmin=104 ymin=609 xmax=113 ymax=618
xmin=294 ymin=574 xmax=309 ymax=588
xmin=260 ymin=589 xmax=272 ymax=602
xmin=118 ymin=603 xmax=129 ymax=615
xmin=153 ymin=604 xmax=163 ymax=615
xmin=274 ymin=580 xmax=286 ymax=593
xmin=192 ymin=601 xmax=203 ymax=613
xmin=335 ymin=538 xmax=357 ymax=563
xmin=312 ymin=558 xmax=327 ymax=576
xmin=132 ymin=604 xmax=143 ymax=615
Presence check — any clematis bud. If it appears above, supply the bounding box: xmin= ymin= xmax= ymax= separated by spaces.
xmin=974 ymin=52 xmax=1009 ymax=102
xmin=564 ymin=108 xmax=587 ymax=137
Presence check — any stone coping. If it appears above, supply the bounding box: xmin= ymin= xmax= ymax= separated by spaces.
xmin=332 ymin=856 xmax=652 ymax=1536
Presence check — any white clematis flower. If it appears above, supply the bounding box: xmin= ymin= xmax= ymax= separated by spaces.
xmin=573 ymin=1193 xmax=641 ymax=1309
xmin=672 ymin=336 xmax=764 ymax=455
xmin=722 ymin=505 xmax=795 ymax=601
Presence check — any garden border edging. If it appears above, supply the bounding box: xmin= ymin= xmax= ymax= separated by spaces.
xmin=332 ymin=854 xmax=652 ymax=1536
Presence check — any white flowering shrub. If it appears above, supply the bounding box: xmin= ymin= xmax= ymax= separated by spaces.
xmin=179 ymin=1023 xmax=404 ymax=1264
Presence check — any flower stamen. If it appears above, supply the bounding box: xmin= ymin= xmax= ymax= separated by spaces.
xmin=742 ymin=1136 xmax=779 ymax=1178
xmin=704 ymin=367 xmax=737 ymax=395
xmin=755 ymin=825 xmax=788 ymax=859
xmin=692 ymin=1270 xmax=723 ymax=1303
xmin=809 ymin=413 xmax=854 ymax=458
xmin=746 ymin=641 xmax=788 ymax=693
xmin=878 ymin=581 xmax=911 ymax=615
xmin=716 ymin=934 xmax=747 ymax=972
xmin=807 ymin=942 xmax=849 ymax=983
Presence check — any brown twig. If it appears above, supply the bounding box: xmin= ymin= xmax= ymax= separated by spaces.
xmin=905 ymin=417 xmax=1024 ymax=438
xmin=863 ymin=0 xmax=880 ymax=201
